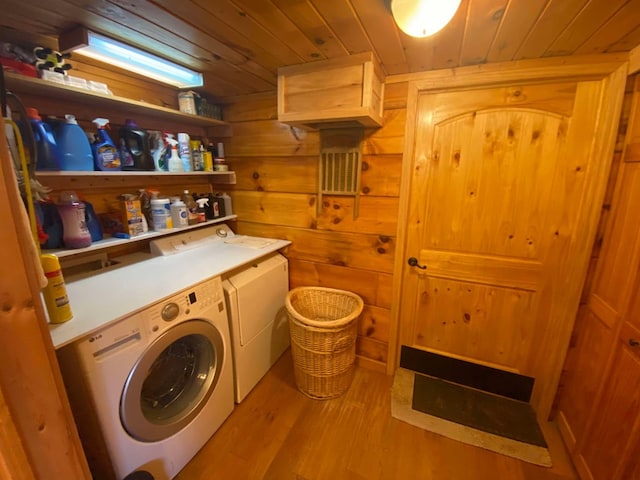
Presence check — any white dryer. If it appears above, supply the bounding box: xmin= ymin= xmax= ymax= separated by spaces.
xmin=57 ymin=276 xmax=234 ymax=480
xmin=223 ymin=253 xmax=290 ymax=402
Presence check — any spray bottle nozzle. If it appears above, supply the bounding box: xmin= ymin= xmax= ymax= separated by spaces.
xmin=166 ymin=136 xmax=178 ymax=148
xmin=92 ymin=118 xmax=110 ymax=129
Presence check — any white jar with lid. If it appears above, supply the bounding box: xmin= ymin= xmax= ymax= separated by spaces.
xmin=150 ymin=197 xmax=172 ymax=231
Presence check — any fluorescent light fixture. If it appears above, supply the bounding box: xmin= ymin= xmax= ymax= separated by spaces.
xmin=391 ymin=0 xmax=462 ymax=38
xmin=61 ymin=29 xmax=203 ymax=88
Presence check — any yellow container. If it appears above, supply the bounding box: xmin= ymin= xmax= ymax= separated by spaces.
xmin=41 ymin=254 xmax=73 ymax=324
xmin=203 ymin=151 xmax=213 ymax=172
xmin=120 ymin=196 xmax=145 ymax=236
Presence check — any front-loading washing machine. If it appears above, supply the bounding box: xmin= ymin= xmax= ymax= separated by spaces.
xmin=57 ymin=276 xmax=234 ymax=480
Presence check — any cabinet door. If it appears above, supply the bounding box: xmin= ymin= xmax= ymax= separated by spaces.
xmin=579 ymin=166 xmax=640 ymax=479
xmin=580 ymin=334 xmax=640 ymax=480
xmin=556 ymin=162 xmax=640 ymax=455
xmin=556 ymin=307 xmax=616 ymax=447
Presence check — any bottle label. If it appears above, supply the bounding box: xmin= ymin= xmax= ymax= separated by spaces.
xmin=97 ymin=145 xmax=121 ymax=168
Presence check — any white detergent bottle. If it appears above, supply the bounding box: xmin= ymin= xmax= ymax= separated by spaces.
xmin=166 ymin=137 xmax=184 ymax=172
xmin=219 ymin=192 xmax=232 ymax=216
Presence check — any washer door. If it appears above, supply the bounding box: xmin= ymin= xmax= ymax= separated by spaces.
xmin=120 ymin=319 xmax=224 ymax=442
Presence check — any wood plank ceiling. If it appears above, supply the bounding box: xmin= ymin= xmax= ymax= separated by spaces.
xmin=1 ymin=0 xmax=640 ymax=99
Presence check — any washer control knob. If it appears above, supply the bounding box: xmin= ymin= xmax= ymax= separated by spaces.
xmin=216 ymin=228 xmax=228 ymax=238
xmin=161 ymin=302 xmax=180 ymax=322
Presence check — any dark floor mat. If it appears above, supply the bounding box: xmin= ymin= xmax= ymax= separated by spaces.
xmin=412 ymin=373 xmax=547 ymax=447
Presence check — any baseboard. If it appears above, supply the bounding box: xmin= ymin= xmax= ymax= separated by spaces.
xmin=355 ymin=355 xmax=386 ymax=373
xmin=399 ymin=345 xmax=534 ymax=402
xmin=555 ymin=411 xmax=577 ymax=452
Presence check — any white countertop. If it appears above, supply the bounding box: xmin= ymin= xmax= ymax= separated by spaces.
xmin=49 ymin=233 xmax=290 ymax=349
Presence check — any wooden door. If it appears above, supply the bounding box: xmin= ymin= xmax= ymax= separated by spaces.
xmin=580 ymin=329 xmax=640 ymax=479
xmin=579 ymin=260 xmax=640 ymax=479
xmin=396 ymin=59 xmax=627 ymax=419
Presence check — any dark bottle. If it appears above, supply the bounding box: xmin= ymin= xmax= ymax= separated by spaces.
xmin=119 ymin=119 xmax=154 ymax=171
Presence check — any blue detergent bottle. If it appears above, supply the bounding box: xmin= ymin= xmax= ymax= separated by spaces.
xmin=92 ymin=118 xmax=121 ymax=171
xmin=57 ymin=114 xmax=94 ymax=171
xmin=27 ymin=107 xmax=62 ymax=170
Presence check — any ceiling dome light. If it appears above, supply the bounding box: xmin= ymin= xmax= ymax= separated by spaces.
xmin=391 ymin=0 xmax=462 ymax=38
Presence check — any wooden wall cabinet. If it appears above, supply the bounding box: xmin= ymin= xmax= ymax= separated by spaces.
xmin=556 ymin=76 xmax=640 ymax=480
xmin=277 ymin=52 xmax=385 ymax=130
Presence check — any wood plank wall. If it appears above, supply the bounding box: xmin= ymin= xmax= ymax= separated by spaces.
xmin=18 ymin=54 xmax=631 ymax=375
xmin=551 ymin=74 xmax=636 ymax=413
xmin=221 ymin=83 xmax=409 ymax=372
xmin=15 ymin=56 xmax=409 ymax=371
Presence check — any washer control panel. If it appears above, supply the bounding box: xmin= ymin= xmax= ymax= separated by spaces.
xmin=145 ymin=276 xmax=225 ymax=337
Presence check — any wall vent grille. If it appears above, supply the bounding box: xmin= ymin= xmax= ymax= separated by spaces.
xmin=318 ymin=129 xmax=363 ymax=218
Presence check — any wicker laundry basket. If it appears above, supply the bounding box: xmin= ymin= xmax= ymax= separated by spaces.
xmin=285 ymin=286 xmax=364 ymax=399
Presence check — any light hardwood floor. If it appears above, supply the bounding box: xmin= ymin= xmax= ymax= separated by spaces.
xmin=175 ymin=350 xmax=577 ymax=480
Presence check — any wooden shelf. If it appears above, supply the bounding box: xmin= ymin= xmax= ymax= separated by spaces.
xmin=4 ymin=72 xmax=227 ymax=129
xmin=35 ymin=169 xmax=237 ymax=184
xmin=44 ymin=215 xmax=237 ymax=258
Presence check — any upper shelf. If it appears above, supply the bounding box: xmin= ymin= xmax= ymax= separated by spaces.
xmin=4 ymin=72 xmax=228 ymax=129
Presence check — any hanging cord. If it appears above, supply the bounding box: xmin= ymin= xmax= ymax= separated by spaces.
xmin=0 ymin=66 xmax=6 ymax=119
xmin=5 ymin=118 xmax=39 ymax=251
xmin=6 ymin=90 xmax=37 ymax=181
xmin=3 ymin=85 xmax=51 ymax=251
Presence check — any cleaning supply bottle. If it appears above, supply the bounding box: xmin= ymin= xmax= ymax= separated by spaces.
xmin=219 ymin=192 xmax=233 ymax=216
xmin=182 ymin=189 xmax=198 ymax=225
xmin=27 ymin=107 xmax=62 ymax=170
xmin=139 ymin=189 xmax=154 ymax=231
xmin=56 ymin=114 xmax=94 ymax=171
xmin=202 ymin=145 xmax=213 ymax=172
xmin=83 ymin=200 xmax=103 ymax=241
xmin=57 ymin=191 xmax=92 ymax=249
xmin=170 ymin=199 xmax=189 ymax=228
xmin=196 ymin=197 xmax=209 ymax=223
xmin=166 ymin=136 xmax=184 ymax=172
xmin=149 ymin=131 xmax=167 ymax=171
xmin=41 ymin=254 xmax=73 ymax=324
xmin=190 ymin=139 xmax=203 ymax=171
xmin=92 ymin=118 xmax=121 ymax=171
xmin=177 ymin=133 xmax=192 ymax=172
xmin=119 ymin=119 xmax=154 ymax=171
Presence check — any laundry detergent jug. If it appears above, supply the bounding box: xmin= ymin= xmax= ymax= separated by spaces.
xmin=57 ymin=114 xmax=94 ymax=171
xmin=119 ymin=119 xmax=154 ymax=171
xmin=27 ymin=107 xmax=62 ymax=171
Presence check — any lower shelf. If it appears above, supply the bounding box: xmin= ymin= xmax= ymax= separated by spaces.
xmin=43 ymin=215 xmax=237 ymax=258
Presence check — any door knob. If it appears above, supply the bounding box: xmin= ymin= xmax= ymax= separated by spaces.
xmin=407 ymin=257 xmax=427 ymax=270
